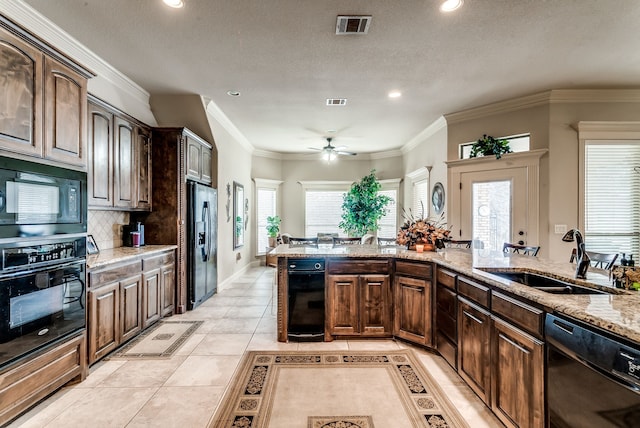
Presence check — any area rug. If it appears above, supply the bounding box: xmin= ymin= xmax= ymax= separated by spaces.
xmin=108 ymin=320 xmax=203 ymax=359
xmin=209 ymin=350 xmax=469 ymax=428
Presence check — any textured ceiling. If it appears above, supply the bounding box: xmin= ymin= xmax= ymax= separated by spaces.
xmin=23 ymin=0 xmax=640 ymax=155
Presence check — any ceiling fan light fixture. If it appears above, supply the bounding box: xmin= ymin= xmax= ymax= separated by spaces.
xmin=440 ymin=0 xmax=463 ymax=13
xmin=323 ymin=150 xmax=337 ymax=163
xmin=388 ymin=91 xmax=402 ymax=98
xmin=163 ymin=0 xmax=184 ymax=8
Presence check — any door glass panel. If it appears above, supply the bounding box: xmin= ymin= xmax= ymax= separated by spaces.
xmin=472 ymin=180 xmax=511 ymax=251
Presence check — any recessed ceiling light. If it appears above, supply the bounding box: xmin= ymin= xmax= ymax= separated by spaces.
xmin=388 ymin=91 xmax=402 ymax=98
xmin=163 ymin=0 xmax=184 ymax=9
xmin=440 ymin=0 xmax=463 ymax=12
xmin=226 ymin=90 xmax=241 ymax=97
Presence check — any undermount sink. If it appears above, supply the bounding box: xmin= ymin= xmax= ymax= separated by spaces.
xmin=483 ymin=270 xmax=611 ymax=295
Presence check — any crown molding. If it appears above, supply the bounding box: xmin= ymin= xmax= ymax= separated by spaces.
xmin=252 ymin=149 xmax=283 ymax=160
xmin=369 ymin=149 xmax=403 ymax=160
xmin=444 ymin=91 xmax=552 ymax=124
xmin=549 ymin=89 xmax=640 ymax=103
xmin=0 ymin=1 xmax=152 ymax=114
xmin=401 ymin=116 xmax=447 ymax=153
xmin=205 ymin=99 xmax=255 ymax=153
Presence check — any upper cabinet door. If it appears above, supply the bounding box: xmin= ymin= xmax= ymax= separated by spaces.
xmin=114 ymin=116 xmax=135 ymax=208
xmin=87 ymin=102 xmax=114 ymax=207
xmin=200 ymin=146 xmax=212 ymax=184
xmin=0 ymin=27 xmax=43 ymax=157
xmin=135 ymin=125 xmax=152 ymax=210
xmin=185 ymin=136 xmax=202 ymax=180
xmin=43 ymin=56 xmax=87 ymax=168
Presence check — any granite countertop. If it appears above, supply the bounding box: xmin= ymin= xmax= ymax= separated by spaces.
xmin=271 ymin=244 xmax=640 ymax=344
xmin=87 ymin=244 xmax=178 ymax=269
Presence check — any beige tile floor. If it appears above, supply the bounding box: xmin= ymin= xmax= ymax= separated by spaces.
xmin=10 ymin=266 xmax=502 ymax=428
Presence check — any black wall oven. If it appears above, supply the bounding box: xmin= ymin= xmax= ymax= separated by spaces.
xmin=0 ymin=156 xmax=87 ymax=238
xmin=0 ymin=236 xmax=86 ymax=369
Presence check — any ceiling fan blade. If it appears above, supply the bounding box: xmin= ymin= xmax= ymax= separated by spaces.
xmin=336 ymin=151 xmax=357 ymax=156
xmin=307 ymin=147 xmax=322 ymax=151
xmin=332 ymin=145 xmax=347 ymax=151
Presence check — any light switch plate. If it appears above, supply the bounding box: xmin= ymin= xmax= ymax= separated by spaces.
xmin=554 ymin=224 xmax=568 ymax=234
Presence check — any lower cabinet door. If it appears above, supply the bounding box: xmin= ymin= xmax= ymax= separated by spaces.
xmin=491 ymin=317 xmax=545 ymax=428
xmin=160 ymin=263 xmax=175 ymax=316
xmin=359 ymin=274 xmax=391 ymax=336
xmin=88 ymin=282 xmax=120 ymax=364
xmin=120 ymin=274 xmax=143 ymax=342
xmin=327 ymin=275 xmax=359 ymax=335
xmin=393 ymin=275 xmax=430 ymax=344
xmin=142 ymin=269 xmax=162 ymax=328
xmin=457 ymin=297 xmax=491 ymax=404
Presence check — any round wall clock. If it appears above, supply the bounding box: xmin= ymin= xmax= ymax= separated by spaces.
xmin=431 ymin=182 xmax=445 ymax=215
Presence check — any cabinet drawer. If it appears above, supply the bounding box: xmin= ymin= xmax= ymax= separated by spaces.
xmin=436 ymin=284 xmax=457 ymax=316
xmin=89 ymin=261 xmax=141 ymax=287
xmin=436 ymin=267 xmax=457 ymax=290
xmin=436 ymin=310 xmax=456 ymax=342
xmin=395 ymin=260 xmax=432 ymax=279
xmin=436 ymin=332 xmax=457 ymax=370
xmin=491 ymin=292 xmax=544 ymax=337
xmin=328 ymin=259 xmax=389 ymax=274
xmin=458 ymin=276 xmax=490 ymax=308
xmin=142 ymin=251 xmax=175 ymax=271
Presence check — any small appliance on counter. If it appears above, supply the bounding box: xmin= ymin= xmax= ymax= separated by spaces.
xmin=123 ymin=222 xmax=145 ymax=247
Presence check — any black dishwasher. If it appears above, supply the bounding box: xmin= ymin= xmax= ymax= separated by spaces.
xmin=287 ymin=259 xmax=325 ymax=341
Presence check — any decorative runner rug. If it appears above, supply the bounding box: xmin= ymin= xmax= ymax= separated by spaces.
xmin=108 ymin=320 xmax=203 ymax=359
xmin=209 ymin=350 xmax=469 ymax=428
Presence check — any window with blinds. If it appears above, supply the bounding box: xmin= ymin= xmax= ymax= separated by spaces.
xmin=584 ymin=141 xmax=640 ymax=257
xmin=304 ymin=189 xmax=397 ymax=238
xmin=256 ymin=188 xmax=276 ymax=254
xmin=412 ymin=179 xmax=429 ymax=218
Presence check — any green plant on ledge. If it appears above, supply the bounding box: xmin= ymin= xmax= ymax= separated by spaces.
xmin=339 ymin=170 xmax=392 ymax=237
xmin=266 ymin=215 xmax=281 ymax=238
xmin=470 ymin=134 xmax=512 ymax=159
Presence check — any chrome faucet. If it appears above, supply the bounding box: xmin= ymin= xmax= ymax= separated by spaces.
xmin=562 ymin=229 xmax=591 ymax=279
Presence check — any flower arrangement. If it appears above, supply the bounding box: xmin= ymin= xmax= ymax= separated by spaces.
xmin=396 ymin=207 xmax=451 ymax=250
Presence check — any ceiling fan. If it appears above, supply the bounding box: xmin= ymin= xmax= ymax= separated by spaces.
xmin=308 ymin=137 xmax=357 ymax=162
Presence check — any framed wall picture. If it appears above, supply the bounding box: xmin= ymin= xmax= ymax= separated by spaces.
xmin=87 ymin=234 xmax=100 ymax=254
xmin=431 ymin=182 xmax=445 ymax=215
xmin=233 ymin=181 xmax=244 ymax=249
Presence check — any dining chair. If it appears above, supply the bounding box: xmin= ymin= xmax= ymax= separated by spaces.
xmin=288 ymin=237 xmax=319 ymax=247
xmin=503 ymin=242 xmax=540 ymax=256
xmin=333 ymin=237 xmax=362 ymax=246
xmin=361 ymin=234 xmax=376 ymax=245
xmin=377 ymin=237 xmax=398 ymax=246
xmin=569 ymin=248 xmax=618 ymax=270
xmin=445 ymin=239 xmax=472 ymax=249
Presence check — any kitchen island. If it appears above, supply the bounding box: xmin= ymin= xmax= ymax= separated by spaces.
xmin=272 ymin=244 xmax=640 ymax=343
xmin=272 ymin=244 xmax=640 ymax=427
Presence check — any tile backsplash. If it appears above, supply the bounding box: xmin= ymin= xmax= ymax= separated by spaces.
xmin=88 ymin=210 xmax=130 ymax=250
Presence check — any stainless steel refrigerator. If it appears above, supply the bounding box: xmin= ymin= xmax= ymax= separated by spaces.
xmin=187 ymin=181 xmax=217 ymax=310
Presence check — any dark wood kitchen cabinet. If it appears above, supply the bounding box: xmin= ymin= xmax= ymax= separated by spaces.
xmin=87 ymin=96 xmax=152 ymax=211
xmin=87 ymin=249 xmax=175 ymax=364
xmin=186 ymin=134 xmax=213 ymax=184
xmin=326 ymin=259 xmax=392 ymax=338
xmin=140 ymin=128 xmax=214 ymax=314
xmin=393 ymin=260 xmax=433 ymax=345
xmin=0 ymin=18 xmax=92 ymax=169
xmin=435 ymin=267 xmax=458 ymax=368
xmin=458 ymin=297 xmax=491 ymax=404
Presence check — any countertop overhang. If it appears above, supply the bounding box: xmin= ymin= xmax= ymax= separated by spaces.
xmin=271 ymin=244 xmax=640 ymax=344
xmin=87 ymin=245 xmax=178 ymax=269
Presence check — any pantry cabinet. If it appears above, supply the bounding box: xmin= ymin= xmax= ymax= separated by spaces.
xmin=0 ymin=19 xmax=91 ymax=169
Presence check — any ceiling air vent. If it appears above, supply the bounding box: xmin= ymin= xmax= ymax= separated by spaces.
xmin=336 ymin=15 xmax=371 ymax=35
xmin=326 ymin=98 xmax=347 ymax=106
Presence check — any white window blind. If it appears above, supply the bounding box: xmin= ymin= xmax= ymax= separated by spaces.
xmin=377 ymin=189 xmax=397 ymax=238
xmin=305 ymin=190 xmax=345 ymax=237
xmin=584 ymin=141 xmax=640 ymax=257
xmin=256 ymin=188 xmax=276 ymax=254
xmin=412 ymin=179 xmax=429 ymax=218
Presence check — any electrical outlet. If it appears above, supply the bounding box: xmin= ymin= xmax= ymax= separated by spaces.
xmin=554 ymin=224 xmax=568 ymax=235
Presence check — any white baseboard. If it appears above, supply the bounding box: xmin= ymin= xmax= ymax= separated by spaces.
xmin=217 ymin=261 xmax=262 ymax=292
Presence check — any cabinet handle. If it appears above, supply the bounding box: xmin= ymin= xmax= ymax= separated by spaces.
xmin=463 ymin=310 xmax=484 ymax=324
xmin=404 ymin=285 xmax=424 ymax=291
xmin=498 ymin=333 xmax=530 ymax=355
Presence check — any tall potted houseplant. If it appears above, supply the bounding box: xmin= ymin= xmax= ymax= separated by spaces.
xmin=339 ymin=170 xmax=392 ymax=237
xmin=266 ymin=215 xmax=281 ymax=247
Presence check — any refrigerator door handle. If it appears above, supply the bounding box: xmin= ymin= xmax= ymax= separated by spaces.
xmin=201 ymin=201 xmax=209 ymax=262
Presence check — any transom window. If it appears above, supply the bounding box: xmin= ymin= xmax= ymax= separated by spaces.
xmin=459 ymin=134 xmax=530 ymax=160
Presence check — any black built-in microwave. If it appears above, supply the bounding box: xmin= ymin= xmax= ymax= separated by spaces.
xmin=0 ymin=156 xmax=87 ymax=238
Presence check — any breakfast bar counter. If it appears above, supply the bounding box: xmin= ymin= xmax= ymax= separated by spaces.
xmin=271 ymin=244 xmax=640 ymax=344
